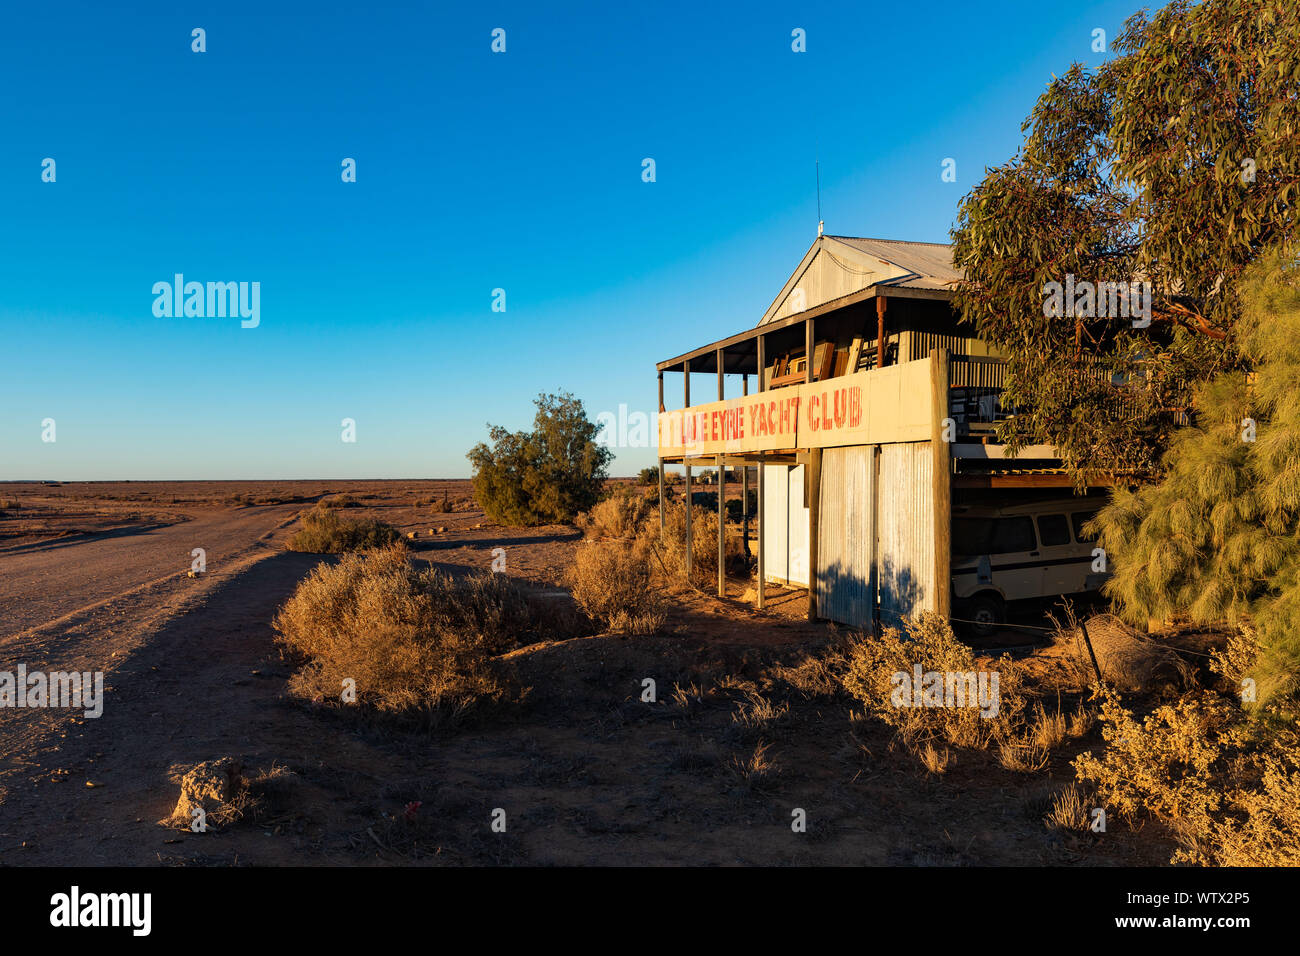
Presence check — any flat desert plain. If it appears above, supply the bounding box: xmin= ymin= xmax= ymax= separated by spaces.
xmin=0 ymin=480 xmax=1177 ymax=865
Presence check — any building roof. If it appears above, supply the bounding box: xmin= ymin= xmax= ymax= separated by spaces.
xmin=825 ymin=236 xmax=963 ymax=291
xmin=757 ymin=235 xmax=962 ymax=326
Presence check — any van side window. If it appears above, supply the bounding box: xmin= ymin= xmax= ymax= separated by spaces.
xmin=1037 ymin=514 xmax=1070 ymax=546
xmin=993 ymin=517 xmax=1035 ymax=553
xmin=955 ymin=516 xmax=1035 ymax=554
xmin=1072 ymin=509 xmax=1100 ymax=542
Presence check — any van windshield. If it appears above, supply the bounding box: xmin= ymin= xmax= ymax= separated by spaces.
xmin=953 ymin=516 xmax=1035 ymax=556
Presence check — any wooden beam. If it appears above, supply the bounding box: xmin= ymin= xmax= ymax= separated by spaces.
xmin=931 ymin=348 xmax=952 ymax=619
xmin=806 ymin=447 xmax=823 ymax=621
xmin=953 ymin=473 xmax=1105 ymax=489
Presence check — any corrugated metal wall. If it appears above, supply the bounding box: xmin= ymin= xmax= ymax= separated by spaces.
xmin=817 ymin=446 xmax=875 ymax=628
xmin=763 ymin=463 xmax=809 ymax=587
xmin=876 ymin=442 xmax=935 ymax=627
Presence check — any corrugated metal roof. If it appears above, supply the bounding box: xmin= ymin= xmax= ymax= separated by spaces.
xmin=826 ymin=236 xmax=963 ymax=291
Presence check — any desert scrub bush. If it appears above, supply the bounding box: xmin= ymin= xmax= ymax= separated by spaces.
xmin=574 ymin=487 xmax=651 ymax=540
xmin=1177 ymin=750 xmax=1300 ymax=866
xmin=841 ymin=612 xmax=1026 ymax=753
xmin=638 ymin=466 xmax=659 ymax=486
xmin=1072 ymin=689 xmax=1232 ymax=824
xmin=1067 ymin=680 xmax=1300 ymax=864
xmin=286 ymin=504 xmax=404 ymax=553
xmin=568 ymin=536 xmax=664 ymax=634
xmin=642 ymin=500 xmax=745 ymax=587
xmin=273 ymin=547 xmax=529 ymax=723
xmin=467 ymin=391 xmax=611 ymax=526
xmin=322 ymin=493 xmax=361 ymax=509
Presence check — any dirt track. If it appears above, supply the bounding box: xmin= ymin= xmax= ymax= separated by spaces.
xmin=0 ymin=501 xmax=311 ymax=860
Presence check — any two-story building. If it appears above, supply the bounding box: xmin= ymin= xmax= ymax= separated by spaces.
xmin=655 ymin=233 xmax=1103 ymax=632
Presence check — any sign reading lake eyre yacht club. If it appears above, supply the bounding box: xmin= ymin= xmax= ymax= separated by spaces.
xmin=657 ymin=357 xmax=934 ymax=457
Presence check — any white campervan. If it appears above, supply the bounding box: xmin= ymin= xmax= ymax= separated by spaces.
xmin=951 ymin=498 xmax=1108 ymax=636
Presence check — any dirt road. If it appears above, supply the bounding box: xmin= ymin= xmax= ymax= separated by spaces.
xmin=0 ymin=502 xmax=310 ymax=862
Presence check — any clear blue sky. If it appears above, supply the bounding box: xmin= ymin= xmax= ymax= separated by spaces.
xmin=0 ymin=0 xmax=1137 ymax=480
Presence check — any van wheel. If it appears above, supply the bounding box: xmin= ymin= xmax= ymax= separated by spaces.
xmin=964 ymin=596 xmax=1004 ymax=638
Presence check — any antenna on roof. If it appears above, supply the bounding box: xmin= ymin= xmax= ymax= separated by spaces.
xmin=815 ymin=158 xmax=824 ymax=237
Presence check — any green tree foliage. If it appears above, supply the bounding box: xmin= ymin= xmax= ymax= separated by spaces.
xmin=1092 ymin=248 xmax=1300 ymax=703
xmin=467 ymin=391 xmax=613 ymax=526
xmin=952 ymin=0 xmax=1300 ymax=485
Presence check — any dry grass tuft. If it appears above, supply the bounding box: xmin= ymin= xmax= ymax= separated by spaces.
xmin=920 ymin=742 xmax=951 ymax=775
xmin=730 ymin=740 xmax=777 ymax=786
xmin=731 ymin=691 xmax=791 ymax=729
xmin=1044 ymin=785 xmax=1092 ymax=832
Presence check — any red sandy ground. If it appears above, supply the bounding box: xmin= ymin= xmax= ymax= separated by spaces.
xmin=0 ymin=480 xmax=1177 ymax=866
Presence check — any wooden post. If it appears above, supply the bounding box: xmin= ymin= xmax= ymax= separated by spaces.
xmin=876 ymin=294 xmax=888 ymax=369
xmin=805 ymin=317 xmax=815 ymax=383
xmin=717 ymin=452 xmax=726 ymax=597
xmin=741 ymin=373 xmax=749 ymax=558
xmin=684 ymin=360 xmax=692 ymax=582
xmin=716 ymin=347 xmax=725 ymax=598
xmin=657 ymin=459 xmax=665 ymax=532
xmin=806 ymin=447 xmax=823 ymax=621
xmin=931 ymin=348 xmax=952 ymax=618
xmin=657 ymin=370 xmax=665 ymax=533
xmin=756 ymin=335 xmax=766 ymax=611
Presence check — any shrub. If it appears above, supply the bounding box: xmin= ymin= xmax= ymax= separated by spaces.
xmin=644 ymin=500 xmax=745 ymax=587
xmin=569 ymin=536 xmax=664 ymax=634
xmin=323 ymin=494 xmax=361 ymax=509
xmin=574 ymin=488 xmax=651 ymax=540
xmin=286 ymin=505 xmax=404 ymax=553
xmin=273 ymin=548 xmax=528 ymax=723
xmin=638 ymin=466 xmax=659 ymax=486
xmin=1182 ymin=751 xmax=1300 ymax=866
xmin=467 ymin=391 xmax=612 ymax=526
xmin=1072 ymin=689 xmax=1231 ymax=823
xmin=841 ymin=613 xmax=1025 ymax=752
xmin=1066 ymin=680 xmax=1300 ymax=864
